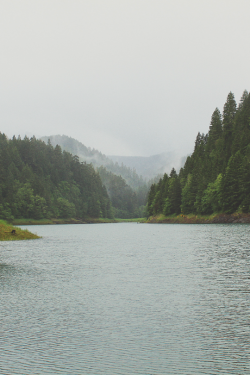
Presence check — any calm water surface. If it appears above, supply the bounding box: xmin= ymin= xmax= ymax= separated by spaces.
xmin=1 ymin=223 xmax=250 ymax=374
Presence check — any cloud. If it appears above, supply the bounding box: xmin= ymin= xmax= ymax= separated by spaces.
xmin=0 ymin=0 xmax=250 ymax=156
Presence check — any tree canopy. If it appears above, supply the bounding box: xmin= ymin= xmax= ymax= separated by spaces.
xmin=147 ymin=90 xmax=250 ymax=216
xmin=0 ymin=135 xmax=113 ymax=220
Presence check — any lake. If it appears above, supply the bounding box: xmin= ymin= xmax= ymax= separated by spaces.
xmin=1 ymin=223 xmax=250 ymax=374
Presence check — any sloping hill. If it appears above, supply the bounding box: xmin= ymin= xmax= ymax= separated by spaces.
xmin=40 ymin=135 xmax=185 ymax=182
xmin=0 ymin=134 xmax=113 ymax=220
xmin=40 ymin=135 xmax=145 ymax=189
xmin=147 ymin=90 xmax=250 ymax=217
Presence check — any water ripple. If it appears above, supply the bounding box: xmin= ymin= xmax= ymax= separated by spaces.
xmin=1 ymin=223 xmax=250 ymax=374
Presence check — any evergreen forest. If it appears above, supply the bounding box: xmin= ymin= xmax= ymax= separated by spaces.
xmin=0 ymin=135 xmax=113 ymax=220
xmin=97 ymin=166 xmax=147 ymax=218
xmin=41 ymin=134 xmax=146 ymax=190
xmin=41 ymin=134 xmax=149 ymax=218
xmin=147 ymin=91 xmax=250 ymax=216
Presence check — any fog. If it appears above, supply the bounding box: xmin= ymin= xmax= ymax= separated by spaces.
xmin=0 ymin=0 xmax=250 ymax=156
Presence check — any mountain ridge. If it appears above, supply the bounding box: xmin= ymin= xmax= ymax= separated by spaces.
xmin=40 ymin=135 xmax=185 ymax=181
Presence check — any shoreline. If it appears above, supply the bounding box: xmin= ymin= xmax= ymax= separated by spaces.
xmin=12 ymin=218 xmax=117 ymax=225
xmin=10 ymin=214 xmax=250 ymax=226
xmin=12 ymin=218 xmax=147 ymax=225
xmin=146 ymin=213 xmax=250 ymax=224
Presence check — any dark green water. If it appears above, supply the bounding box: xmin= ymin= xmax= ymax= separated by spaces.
xmin=1 ymin=223 xmax=250 ymax=374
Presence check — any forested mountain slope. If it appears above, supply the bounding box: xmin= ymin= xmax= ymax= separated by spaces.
xmin=40 ymin=135 xmax=150 ymax=217
xmin=0 ymin=135 xmax=113 ymax=220
xmin=147 ymin=91 xmax=250 ymax=216
xmin=40 ymin=135 xmax=145 ymax=190
xmin=97 ymin=166 xmax=147 ymax=218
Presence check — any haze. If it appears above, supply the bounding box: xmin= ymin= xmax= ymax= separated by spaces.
xmin=1 ymin=0 xmax=249 ymax=156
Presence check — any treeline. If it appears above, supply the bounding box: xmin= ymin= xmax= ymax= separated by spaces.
xmin=147 ymin=90 xmax=250 ymax=216
xmin=0 ymin=134 xmax=113 ymax=220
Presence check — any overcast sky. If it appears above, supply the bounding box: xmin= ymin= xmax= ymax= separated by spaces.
xmin=0 ymin=0 xmax=250 ymax=156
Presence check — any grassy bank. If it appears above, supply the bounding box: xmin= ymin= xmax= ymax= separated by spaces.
xmin=115 ymin=218 xmax=146 ymax=223
xmin=146 ymin=213 xmax=250 ymax=224
xmin=0 ymin=220 xmax=40 ymax=241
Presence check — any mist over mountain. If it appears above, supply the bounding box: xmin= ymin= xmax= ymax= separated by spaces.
xmin=40 ymin=135 xmax=145 ymax=190
xmin=40 ymin=135 xmax=186 ymax=181
xmin=108 ymin=152 xmax=186 ymax=180
xmin=40 ymin=135 xmax=111 ymax=168
xmin=40 ymin=135 xmax=149 ymax=217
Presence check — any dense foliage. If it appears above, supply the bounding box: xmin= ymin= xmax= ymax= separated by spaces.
xmin=41 ymin=134 xmax=149 ymax=218
xmin=97 ymin=166 xmax=147 ymax=218
xmin=41 ymin=134 xmax=146 ymax=189
xmin=147 ymin=91 xmax=250 ymax=216
xmin=0 ymin=135 xmax=113 ymax=220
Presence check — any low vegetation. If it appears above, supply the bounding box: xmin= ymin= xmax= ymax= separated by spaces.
xmin=147 ymin=213 xmax=250 ymax=224
xmin=0 ymin=220 xmax=40 ymax=241
xmin=115 ymin=217 xmax=146 ymax=223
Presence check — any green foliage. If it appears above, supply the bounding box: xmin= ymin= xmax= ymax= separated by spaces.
xmin=181 ymin=174 xmax=196 ymax=214
xmin=147 ymin=90 xmax=250 ymax=216
xmin=41 ymin=134 xmax=146 ymax=190
xmin=200 ymin=174 xmax=222 ymax=214
xmin=220 ymin=151 xmax=243 ymax=213
xmin=0 ymin=135 xmax=113 ymax=220
xmin=97 ymin=166 xmax=141 ymax=218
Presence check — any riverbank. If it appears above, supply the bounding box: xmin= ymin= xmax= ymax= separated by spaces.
xmin=146 ymin=213 xmax=250 ymax=224
xmin=12 ymin=217 xmax=147 ymax=225
xmin=10 ymin=214 xmax=250 ymax=225
xmin=12 ymin=217 xmax=117 ymax=225
xmin=115 ymin=218 xmax=146 ymax=223
xmin=0 ymin=220 xmax=40 ymax=241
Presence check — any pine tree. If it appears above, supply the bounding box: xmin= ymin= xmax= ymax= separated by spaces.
xmin=232 ymin=91 xmax=250 ymax=154
xmin=222 ymin=92 xmax=237 ymax=164
xmin=164 ymin=169 xmax=182 ymax=214
xmin=206 ymin=108 xmax=222 ymax=152
xmin=221 ymin=151 xmax=243 ymax=213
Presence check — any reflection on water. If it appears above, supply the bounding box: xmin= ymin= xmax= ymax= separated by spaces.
xmin=0 ymin=223 xmax=250 ymax=374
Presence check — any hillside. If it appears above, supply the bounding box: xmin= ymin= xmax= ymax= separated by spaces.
xmin=0 ymin=134 xmax=113 ymax=220
xmin=147 ymin=90 xmax=250 ymax=217
xmin=40 ymin=135 xmax=145 ymax=189
xmin=40 ymin=135 xmax=185 ymax=182
xmin=40 ymin=135 xmax=150 ymax=217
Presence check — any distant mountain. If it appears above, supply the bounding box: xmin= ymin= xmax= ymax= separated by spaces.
xmin=40 ymin=134 xmax=111 ymax=167
xmin=40 ymin=135 xmax=145 ymax=190
xmin=40 ymin=135 xmax=186 ymax=181
xmin=40 ymin=135 xmax=187 ymax=217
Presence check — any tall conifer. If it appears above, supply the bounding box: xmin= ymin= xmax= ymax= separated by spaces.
xmin=222 ymin=92 xmax=237 ymax=164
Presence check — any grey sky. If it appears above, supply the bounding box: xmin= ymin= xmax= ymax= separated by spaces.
xmin=0 ymin=0 xmax=250 ymax=156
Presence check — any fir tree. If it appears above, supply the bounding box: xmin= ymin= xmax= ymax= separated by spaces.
xmin=222 ymin=92 xmax=237 ymax=163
